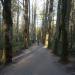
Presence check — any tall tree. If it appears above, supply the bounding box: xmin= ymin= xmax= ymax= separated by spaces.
xmin=16 ymin=0 xmax=19 ymax=42
xmin=24 ymin=0 xmax=29 ymax=49
xmin=0 ymin=2 xmax=3 ymax=49
xmin=1 ymin=0 xmax=13 ymax=64
xmin=42 ymin=0 xmax=49 ymax=45
xmin=31 ymin=0 xmax=36 ymax=43
xmin=47 ymin=0 xmax=54 ymax=49
xmin=59 ymin=0 xmax=71 ymax=63
xmin=53 ymin=0 xmax=72 ymax=58
xmin=53 ymin=0 xmax=62 ymax=55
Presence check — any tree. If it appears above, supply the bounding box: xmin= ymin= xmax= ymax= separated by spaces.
xmin=16 ymin=0 xmax=20 ymax=42
xmin=24 ymin=0 xmax=29 ymax=49
xmin=47 ymin=0 xmax=54 ymax=49
xmin=0 ymin=2 xmax=3 ymax=50
xmin=53 ymin=0 xmax=72 ymax=60
xmin=1 ymin=0 xmax=13 ymax=64
xmin=59 ymin=0 xmax=71 ymax=63
xmin=31 ymin=0 xmax=36 ymax=43
xmin=53 ymin=0 xmax=62 ymax=55
xmin=42 ymin=0 xmax=49 ymax=45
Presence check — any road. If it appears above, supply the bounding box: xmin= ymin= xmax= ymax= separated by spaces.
xmin=0 ymin=44 xmax=71 ymax=75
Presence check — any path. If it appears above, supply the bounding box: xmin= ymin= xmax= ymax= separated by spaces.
xmin=0 ymin=44 xmax=72 ymax=75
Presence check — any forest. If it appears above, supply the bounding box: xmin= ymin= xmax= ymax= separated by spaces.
xmin=0 ymin=0 xmax=75 ymax=75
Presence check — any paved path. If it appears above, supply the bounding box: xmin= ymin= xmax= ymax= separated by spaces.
xmin=0 ymin=44 xmax=72 ymax=75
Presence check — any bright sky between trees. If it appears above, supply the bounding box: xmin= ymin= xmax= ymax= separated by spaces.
xmin=19 ymin=0 xmax=58 ymax=28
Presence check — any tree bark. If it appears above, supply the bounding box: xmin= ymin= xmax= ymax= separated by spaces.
xmin=2 ymin=0 xmax=13 ymax=64
xmin=24 ymin=0 xmax=29 ymax=49
xmin=53 ymin=0 xmax=62 ymax=55
xmin=16 ymin=0 xmax=19 ymax=42
xmin=47 ymin=0 xmax=54 ymax=49
xmin=60 ymin=0 xmax=70 ymax=62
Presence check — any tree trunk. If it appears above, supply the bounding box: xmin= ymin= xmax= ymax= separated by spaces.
xmin=53 ymin=0 xmax=62 ymax=55
xmin=60 ymin=0 xmax=70 ymax=63
xmin=42 ymin=0 xmax=48 ymax=45
xmin=24 ymin=0 xmax=29 ymax=49
xmin=16 ymin=0 xmax=19 ymax=42
xmin=47 ymin=0 xmax=53 ymax=49
xmin=2 ymin=0 xmax=13 ymax=64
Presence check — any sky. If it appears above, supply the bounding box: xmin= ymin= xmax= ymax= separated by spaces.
xmin=19 ymin=0 xmax=46 ymax=27
xmin=19 ymin=0 xmax=58 ymax=28
xmin=36 ymin=0 xmax=46 ymax=27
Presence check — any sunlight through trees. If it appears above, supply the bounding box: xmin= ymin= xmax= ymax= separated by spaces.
xmin=0 ymin=0 xmax=75 ymax=65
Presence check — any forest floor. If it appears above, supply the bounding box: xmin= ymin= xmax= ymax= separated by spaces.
xmin=0 ymin=43 xmax=75 ymax=75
